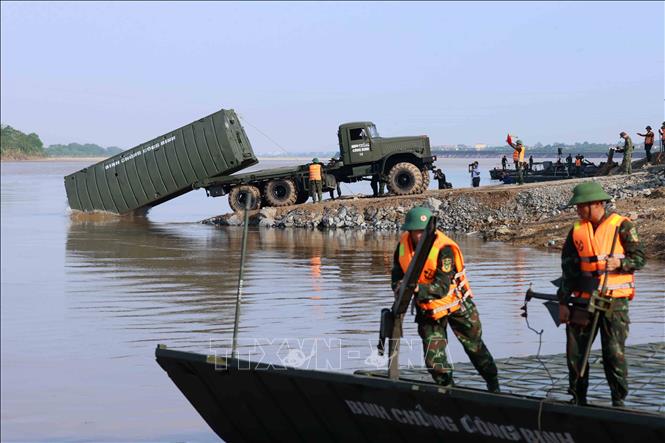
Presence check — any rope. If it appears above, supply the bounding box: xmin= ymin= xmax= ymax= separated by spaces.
xmin=238 ymin=114 xmax=291 ymax=155
xmin=521 ymin=298 xmax=565 ymax=431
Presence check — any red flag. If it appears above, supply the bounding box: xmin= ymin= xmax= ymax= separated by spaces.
xmin=506 ymin=133 xmax=512 ymax=145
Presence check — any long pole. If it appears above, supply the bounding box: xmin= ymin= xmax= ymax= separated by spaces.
xmin=579 ymin=226 xmax=620 ymax=378
xmin=231 ymin=194 xmax=252 ymax=357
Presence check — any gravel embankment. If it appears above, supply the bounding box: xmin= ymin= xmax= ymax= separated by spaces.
xmin=204 ymin=166 xmax=665 ymax=259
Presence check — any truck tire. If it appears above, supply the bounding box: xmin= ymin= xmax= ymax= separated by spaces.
xmin=264 ymin=179 xmax=298 ymax=207
xmin=229 ymin=185 xmax=261 ymax=212
xmin=419 ymin=169 xmax=431 ymax=192
xmin=386 ymin=162 xmax=423 ymax=195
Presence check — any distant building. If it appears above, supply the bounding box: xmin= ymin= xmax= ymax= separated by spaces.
xmin=474 ymin=143 xmax=488 ymax=150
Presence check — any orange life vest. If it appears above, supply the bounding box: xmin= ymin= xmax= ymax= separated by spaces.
xmin=571 ymin=213 xmax=635 ymax=300
xmin=645 ymin=131 xmax=654 ymax=145
xmin=512 ymin=145 xmax=525 ymax=162
xmin=398 ymin=231 xmax=473 ymax=320
xmin=308 ymin=163 xmax=322 ymax=181
xmin=575 ymin=158 xmax=582 ymax=167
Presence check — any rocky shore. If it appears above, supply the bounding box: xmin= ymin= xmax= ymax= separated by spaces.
xmin=204 ymin=165 xmax=665 ymax=260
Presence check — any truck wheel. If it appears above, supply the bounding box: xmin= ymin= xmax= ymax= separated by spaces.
xmin=264 ymin=179 xmax=298 ymax=207
xmin=419 ymin=169 xmax=431 ymax=192
xmin=386 ymin=162 xmax=423 ymax=195
xmin=229 ymin=185 xmax=261 ymax=212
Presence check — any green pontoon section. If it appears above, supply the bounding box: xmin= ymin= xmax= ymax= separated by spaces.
xmin=64 ymin=109 xmax=258 ymax=215
xmin=156 ymin=343 xmax=664 ymax=443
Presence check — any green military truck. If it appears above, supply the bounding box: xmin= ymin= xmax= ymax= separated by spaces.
xmin=201 ymin=121 xmax=436 ymax=211
xmin=65 ymin=113 xmax=435 ymax=215
xmin=64 ymin=109 xmax=258 ymax=215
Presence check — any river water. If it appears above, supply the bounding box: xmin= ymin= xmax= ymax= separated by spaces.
xmin=1 ymin=159 xmax=663 ymax=442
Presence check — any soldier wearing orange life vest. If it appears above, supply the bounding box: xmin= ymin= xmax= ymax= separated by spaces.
xmin=308 ymin=158 xmax=323 ymax=203
xmin=506 ymin=134 xmax=525 ymax=185
xmin=391 ymin=207 xmax=499 ymax=392
xmin=557 ymin=182 xmax=646 ymax=407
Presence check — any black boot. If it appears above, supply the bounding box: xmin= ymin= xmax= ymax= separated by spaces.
xmin=485 ymin=375 xmax=500 ymax=393
xmin=486 ymin=380 xmax=501 ymax=393
xmin=569 ymin=395 xmax=587 ymax=406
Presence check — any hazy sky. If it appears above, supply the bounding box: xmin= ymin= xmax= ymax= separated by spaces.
xmin=2 ymin=1 xmax=663 ymax=152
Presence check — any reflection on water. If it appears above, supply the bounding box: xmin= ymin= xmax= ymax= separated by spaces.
xmin=64 ymin=221 xmax=665 ymax=365
xmin=2 ymin=161 xmax=664 ymax=442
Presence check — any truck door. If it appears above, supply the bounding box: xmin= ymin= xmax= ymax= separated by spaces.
xmin=347 ymin=126 xmax=370 ymax=164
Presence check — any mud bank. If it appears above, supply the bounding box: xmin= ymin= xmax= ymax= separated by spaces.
xmin=204 ymin=166 xmax=665 ymax=260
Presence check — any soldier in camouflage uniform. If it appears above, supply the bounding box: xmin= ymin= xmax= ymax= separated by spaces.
xmin=391 ymin=207 xmax=500 ymax=392
xmin=619 ymin=132 xmax=634 ymax=174
xmin=557 ymin=182 xmax=645 ymax=406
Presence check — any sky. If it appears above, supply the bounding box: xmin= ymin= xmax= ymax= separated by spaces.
xmin=1 ymin=1 xmax=663 ymax=153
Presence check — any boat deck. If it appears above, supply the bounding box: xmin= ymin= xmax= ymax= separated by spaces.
xmin=356 ymin=342 xmax=665 ymax=414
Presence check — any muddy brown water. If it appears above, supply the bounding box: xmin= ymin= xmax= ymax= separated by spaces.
xmin=2 ymin=160 xmax=663 ymax=441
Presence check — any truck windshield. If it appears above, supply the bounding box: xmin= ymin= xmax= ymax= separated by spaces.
xmin=368 ymin=125 xmax=379 ymax=138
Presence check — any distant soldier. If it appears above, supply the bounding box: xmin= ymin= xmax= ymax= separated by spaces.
xmin=619 ymin=132 xmax=634 ymax=174
xmin=391 ymin=207 xmax=500 ymax=392
xmin=660 ymin=122 xmax=665 ymax=153
xmin=558 ymin=182 xmax=645 ymax=406
xmin=529 ymin=155 xmax=534 ymax=171
xmin=370 ymin=174 xmax=386 ymax=197
xmin=326 ymin=157 xmax=342 ymax=200
xmin=566 ymin=153 xmax=573 ymax=174
xmin=328 ymin=180 xmax=342 ymax=200
xmin=636 ymin=126 xmax=654 ymax=164
xmin=501 ymin=155 xmax=508 ymax=171
xmin=574 ymin=154 xmax=582 ymax=176
xmin=308 ymin=158 xmax=323 ymax=203
xmin=506 ymin=134 xmax=525 ymax=185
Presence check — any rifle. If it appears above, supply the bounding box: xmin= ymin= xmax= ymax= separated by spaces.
xmin=523 ymin=285 xmax=588 ymax=327
xmin=579 ymin=226 xmax=620 ymax=378
xmin=377 ymin=216 xmax=437 ymax=380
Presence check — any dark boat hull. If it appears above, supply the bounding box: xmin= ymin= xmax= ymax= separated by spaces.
xmin=156 ymin=346 xmax=665 ymax=443
xmin=489 ymin=161 xmax=606 ymax=184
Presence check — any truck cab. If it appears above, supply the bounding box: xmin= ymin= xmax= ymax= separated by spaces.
xmin=335 ymin=121 xmax=435 ymax=189
xmin=338 ymin=122 xmax=378 ymax=165
xmin=337 ymin=121 xmax=433 ymax=169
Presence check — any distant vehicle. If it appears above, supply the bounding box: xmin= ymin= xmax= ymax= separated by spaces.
xmin=202 ymin=121 xmax=436 ymax=212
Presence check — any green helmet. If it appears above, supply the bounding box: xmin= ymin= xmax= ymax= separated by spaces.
xmin=516 ymin=139 xmax=523 ymax=146
xmin=401 ymin=207 xmax=432 ymax=231
xmin=312 ymin=157 xmax=320 ymax=163
xmin=568 ymin=182 xmax=611 ymax=206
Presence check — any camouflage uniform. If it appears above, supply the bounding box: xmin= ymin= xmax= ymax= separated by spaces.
xmin=558 ymin=213 xmax=646 ymax=405
xmin=392 ymin=243 xmax=499 ymax=390
xmin=620 ymin=136 xmax=634 ymax=174
xmin=309 ymin=179 xmax=323 ymax=202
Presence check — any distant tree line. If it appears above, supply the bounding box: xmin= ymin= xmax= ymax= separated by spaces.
xmin=46 ymin=143 xmax=123 ymax=157
xmin=1 ymin=124 xmax=46 ymax=158
xmin=520 ymin=141 xmax=619 ymax=154
xmin=1 ymin=123 xmax=122 ymax=159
